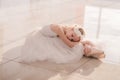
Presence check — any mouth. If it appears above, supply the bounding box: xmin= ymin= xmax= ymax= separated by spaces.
xmin=66 ymin=36 xmax=73 ymax=41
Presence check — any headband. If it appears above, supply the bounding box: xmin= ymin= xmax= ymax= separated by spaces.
xmin=74 ymin=27 xmax=84 ymax=38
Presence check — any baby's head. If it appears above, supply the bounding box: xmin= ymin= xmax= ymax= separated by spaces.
xmin=65 ymin=24 xmax=85 ymax=42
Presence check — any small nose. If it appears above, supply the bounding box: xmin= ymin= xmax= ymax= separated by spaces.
xmin=79 ymin=37 xmax=81 ymax=41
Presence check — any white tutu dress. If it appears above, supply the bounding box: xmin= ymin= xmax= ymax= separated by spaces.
xmin=21 ymin=25 xmax=84 ymax=63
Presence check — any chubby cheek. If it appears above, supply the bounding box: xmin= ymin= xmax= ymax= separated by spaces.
xmin=66 ymin=32 xmax=72 ymax=38
xmin=65 ymin=34 xmax=70 ymax=40
xmin=73 ymin=36 xmax=80 ymax=42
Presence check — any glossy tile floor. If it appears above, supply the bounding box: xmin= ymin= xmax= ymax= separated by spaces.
xmin=0 ymin=0 xmax=120 ymax=80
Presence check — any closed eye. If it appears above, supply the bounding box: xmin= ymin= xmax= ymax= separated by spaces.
xmin=72 ymin=33 xmax=76 ymax=37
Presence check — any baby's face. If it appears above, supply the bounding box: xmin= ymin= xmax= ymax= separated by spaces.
xmin=65 ymin=27 xmax=81 ymax=42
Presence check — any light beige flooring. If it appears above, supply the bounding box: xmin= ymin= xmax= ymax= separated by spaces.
xmin=1 ymin=57 xmax=120 ymax=80
xmin=0 ymin=0 xmax=120 ymax=80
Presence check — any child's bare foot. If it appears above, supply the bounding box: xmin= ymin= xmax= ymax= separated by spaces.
xmin=85 ymin=47 xmax=105 ymax=59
